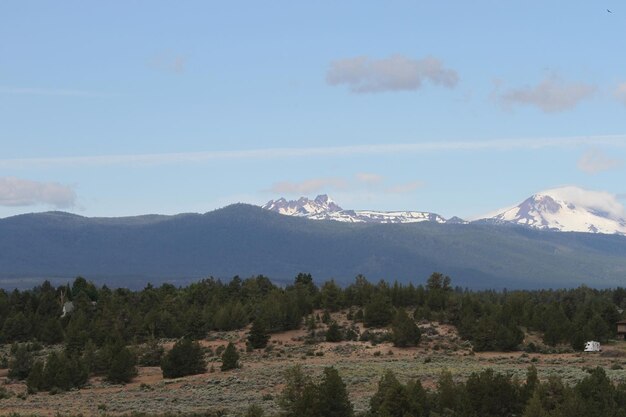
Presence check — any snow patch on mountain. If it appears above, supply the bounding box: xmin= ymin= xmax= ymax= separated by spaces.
xmin=262 ymin=195 xmax=452 ymax=224
xmin=480 ymin=186 xmax=626 ymax=235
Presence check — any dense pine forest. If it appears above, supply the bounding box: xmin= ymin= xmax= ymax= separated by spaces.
xmin=2 ymin=273 xmax=626 ymax=416
xmin=2 ymin=273 xmax=623 ymax=351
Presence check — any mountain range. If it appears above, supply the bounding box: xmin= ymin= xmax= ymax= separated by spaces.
xmin=1 ymin=188 xmax=626 ymax=290
xmin=263 ymin=186 xmax=626 ymax=236
xmin=263 ymin=194 xmax=449 ymax=224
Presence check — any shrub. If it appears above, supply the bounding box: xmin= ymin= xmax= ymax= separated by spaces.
xmin=161 ymin=338 xmax=207 ymax=378
xmin=107 ymin=344 xmax=137 ymax=383
xmin=138 ymin=339 xmax=164 ymax=366
xmin=8 ymin=344 xmax=33 ymax=380
xmin=325 ymin=322 xmax=343 ymax=343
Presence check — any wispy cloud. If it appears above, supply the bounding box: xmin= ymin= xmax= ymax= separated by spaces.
xmin=0 ymin=87 xmax=116 ymax=98
xmin=577 ymin=149 xmax=623 ymax=174
xmin=355 ymin=172 xmax=384 ymax=185
xmin=385 ymin=181 xmax=424 ymax=194
xmin=2 ymin=134 xmax=626 ymax=169
xmin=498 ymin=74 xmax=596 ymax=113
xmin=615 ymin=82 xmax=626 ymax=106
xmin=150 ymin=52 xmax=187 ymax=74
xmin=0 ymin=177 xmax=76 ymax=208
xmin=265 ymin=174 xmax=423 ymax=199
xmin=326 ymin=55 xmax=458 ymax=93
xmin=267 ymin=178 xmax=347 ymax=195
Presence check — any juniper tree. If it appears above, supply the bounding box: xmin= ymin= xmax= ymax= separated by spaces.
xmin=391 ymin=309 xmax=421 ymax=347
xmin=161 ymin=338 xmax=206 ymax=378
xmin=325 ymin=321 xmax=343 ymax=343
xmin=221 ymin=342 xmax=240 ymax=371
xmin=247 ymin=319 xmax=270 ymax=349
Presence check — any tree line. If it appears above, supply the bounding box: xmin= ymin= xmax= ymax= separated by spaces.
xmin=275 ymin=364 xmax=626 ymax=417
xmin=1 ymin=273 xmax=624 ymax=351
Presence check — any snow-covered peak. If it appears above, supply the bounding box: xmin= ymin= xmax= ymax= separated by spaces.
xmin=481 ymin=186 xmax=626 ymax=235
xmin=262 ymin=195 xmax=453 ymax=224
xmin=262 ymin=195 xmax=343 ymax=216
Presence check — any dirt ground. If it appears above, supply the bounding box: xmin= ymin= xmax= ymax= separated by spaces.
xmin=2 ymin=314 xmax=626 ymax=416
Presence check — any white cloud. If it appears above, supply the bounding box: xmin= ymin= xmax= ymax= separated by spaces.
xmin=615 ymin=83 xmax=626 ymax=105
xmin=577 ymin=149 xmax=623 ymax=174
xmin=355 ymin=172 xmax=383 ymax=185
xmin=545 ymin=186 xmax=626 ymax=219
xmin=0 ymin=177 xmax=76 ymax=208
xmin=326 ymin=54 xmax=458 ymax=93
xmin=385 ymin=181 xmax=424 ymax=194
xmin=1 ymin=134 xmax=626 ymax=169
xmin=268 ymin=178 xmax=347 ymax=195
xmin=499 ymin=75 xmax=595 ymax=113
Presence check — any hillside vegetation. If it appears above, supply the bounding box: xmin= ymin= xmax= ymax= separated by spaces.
xmin=2 ymin=205 xmax=626 ymax=289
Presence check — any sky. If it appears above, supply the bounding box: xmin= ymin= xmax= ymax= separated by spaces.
xmin=1 ymin=1 xmax=626 ymax=220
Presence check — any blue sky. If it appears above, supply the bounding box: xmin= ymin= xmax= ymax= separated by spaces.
xmin=1 ymin=1 xmax=626 ymax=219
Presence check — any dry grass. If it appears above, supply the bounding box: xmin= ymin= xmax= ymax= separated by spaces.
xmin=2 ymin=314 xmax=626 ymax=416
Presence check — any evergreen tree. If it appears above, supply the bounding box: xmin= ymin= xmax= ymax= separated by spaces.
xmin=279 ymin=365 xmax=314 ymax=417
xmin=221 ymin=342 xmax=240 ymax=371
xmin=391 ymin=309 xmax=421 ymax=347
xmin=106 ymin=344 xmax=137 ymax=384
xmin=8 ymin=344 xmax=33 ymax=380
xmin=161 ymin=338 xmax=207 ymax=378
xmin=325 ymin=322 xmax=343 ymax=343
xmin=465 ymin=369 xmax=522 ymax=417
xmin=26 ymin=360 xmax=44 ymax=393
xmin=364 ymin=293 xmax=394 ymax=327
xmin=370 ymin=370 xmax=411 ymax=417
xmin=38 ymin=318 xmax=64 ymax=345
xmin=320 ymin=280 xmax=343 ymax=312
xmin=247 ymin=319 xmax=270 ymax=349
xmin=1 ymin=313 xmax=32 ymax=343
xmin=138 ymin=338 xmax=164 ymax=366
xmin=316 ymin=367 xmax=353 ymax=417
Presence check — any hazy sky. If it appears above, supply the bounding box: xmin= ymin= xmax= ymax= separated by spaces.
xmin=2 ymin=1 xmax=626 ymax=219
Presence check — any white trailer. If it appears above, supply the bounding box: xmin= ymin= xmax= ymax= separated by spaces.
xmin=584 ymin=341 xmax=601 ymax=352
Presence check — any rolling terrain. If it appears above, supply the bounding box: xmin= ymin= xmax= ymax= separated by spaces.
xmin=1 ymin=204 xmax=626 ymax=289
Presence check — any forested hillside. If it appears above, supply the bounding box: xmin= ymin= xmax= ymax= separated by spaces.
xmin=2 ymin=204 xmax=626 ymax=289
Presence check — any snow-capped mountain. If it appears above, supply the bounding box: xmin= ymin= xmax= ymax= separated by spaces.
xmin=478 ymin=186 xmax=626 ymax=235
xmin=262 ymin=195 xmax=452 ymax=224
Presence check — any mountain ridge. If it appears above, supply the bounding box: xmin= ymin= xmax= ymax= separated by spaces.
xmin=263 ymin=194 xmax=451 ymax=224
xmin=263 ymin=187 xmax=626 ymax=235
xmin=2 ymin=203 xmax=626 ymax=290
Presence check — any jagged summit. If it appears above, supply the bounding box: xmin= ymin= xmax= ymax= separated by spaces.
xmin=263 ymin=187 xmax=626 ymax=235
xmin=479 ymin=186 xmax=626 ymax=235
xmin=263 ymin=195 xmax=452 ymax=224
xmin=263 ymin=194 xmax=342 ymax=216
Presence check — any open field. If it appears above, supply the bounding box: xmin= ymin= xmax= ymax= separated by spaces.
xmin=3 ymin=313 xmax=626 ymax=416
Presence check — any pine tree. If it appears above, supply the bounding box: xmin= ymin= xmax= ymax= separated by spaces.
xmin=38 ymin=318 xmax=64 ymax=345
xmin=106 ymin=344 xmax=137 ymax=384
xmin=279 ymin=365 xmax=312 ymax=417
xmin=364 ymin=294 xmax=394 ymax=327
xmin=161 ymin=338 xmax=207 ymax=378
xmin=317 ymin=367 xmax=353 ymax=417
xmin=7 ymin=343 xmax=33 ymax=380
xmin=247 ymin=319 xmax=270 ymax=349
xmin=391 ymin=309 xmax=421 ymax=347
xmin=325 ymin=322 xmax=343 ymax=343
xmin=221 ymin=342 xmax=240 ymax=371
xmin=26 ymin=360 xmax=44 ymax=393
